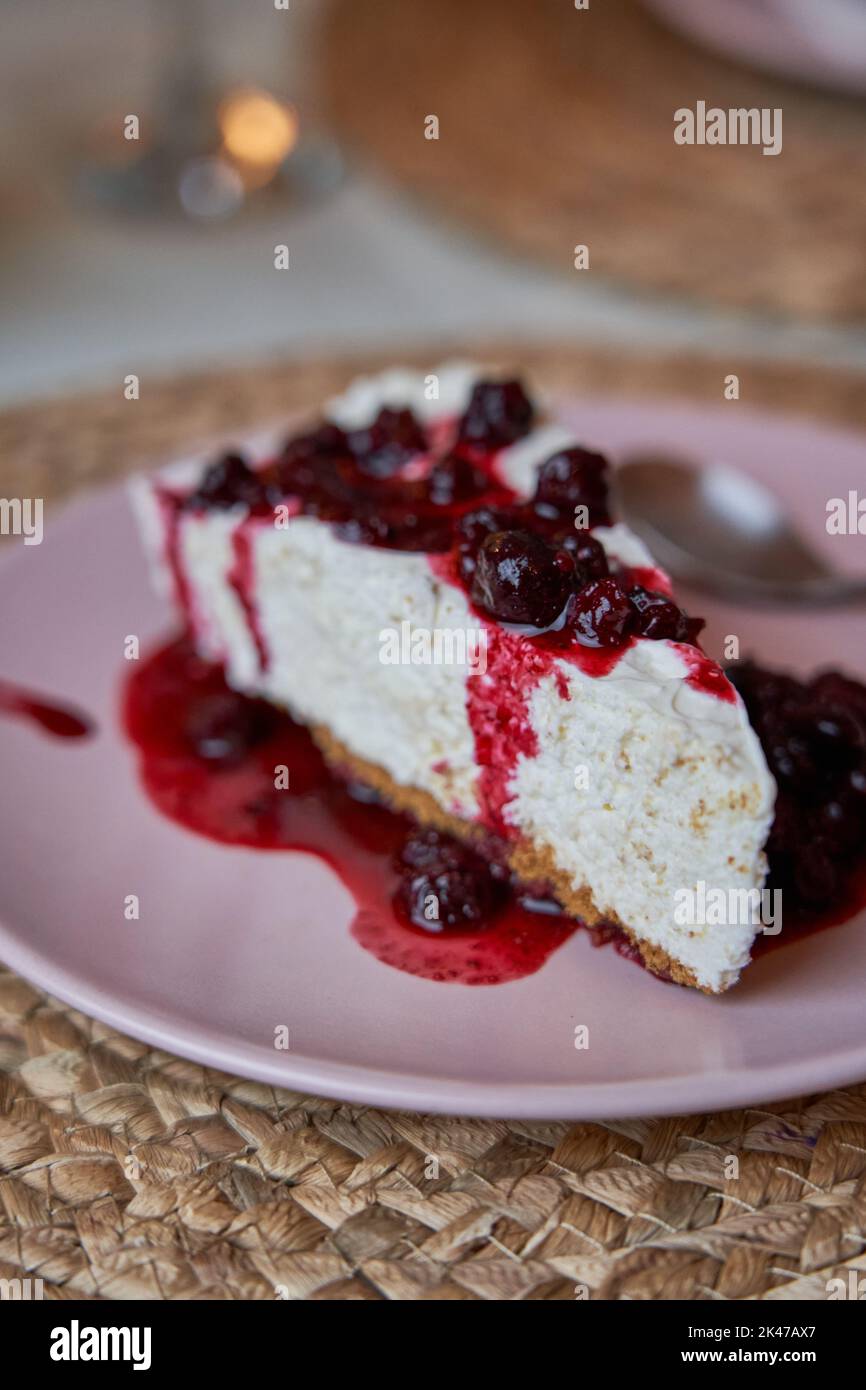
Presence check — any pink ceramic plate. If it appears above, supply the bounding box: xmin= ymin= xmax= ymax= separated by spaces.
xmin=1 ymin=398 xmax=865 ymax=1118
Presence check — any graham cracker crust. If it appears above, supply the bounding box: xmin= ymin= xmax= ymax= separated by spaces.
xmin=311 ymin=724 xmax=710 ymax=993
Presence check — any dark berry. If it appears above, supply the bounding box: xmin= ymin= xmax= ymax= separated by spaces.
xmin=455 ymin=506 xmax=520 ymax=550
xmin=347 ymin=407 xmax=427 ymax=477
xmin=793 ymin=841 xmax=840 ymax=905
xmin=568 ymin=577 xmax=635 ymax=648
xmin=471 ymin=530 xmax=573 ymax=627
xmin=397 ymin=866 xmax=496 ymax=932
xmin=767 ymin=798 xmax=799 ymax=855
xmin=185 ymin=693 xmax=276 ymax=765
xmin=188 ymin=453 xmax=266 ymax=510
xmin=627 ymin=586 xmax=704 ymax=645
xmin=628 ymin=587 xmax=683 ymax=640
xmin=381 ymin=514 xmax=454 ymax=552
xmin=727 ymin=658 xmax=866 ymax=919
xmin=807 ymin=704 xmax=864 ymax=757
xmin=395 ymin=829 xmax=501 ymax=932
xmin=572 ymin=533 xmax=609 ymax=579
xmin=847 ymin=767 xmax=866 ymax=803
xmin=811 ymin=671 xmax=866 ymax=720
xmin=526 ymin=514 xmax=608 ymax=580
xmin=332 ymin=514 xmax=393 ymax=546
xmin=818 ymin=799 xmax=864 ymax=854
xmin=454 ymin=505 xmax=524 ymax=585
xmin=457 ymin=379 xmax=534 ymax=449
xmin=398 ymin=828 xmax=469 ymax=874
xmin=677 ymin=612 xmax=706 ymax=646
xmin=277 ymin=422 xmax=348 ymax=495
xmin=281 ymin=421 xmax=347 ymax=464
xmin=533 ymin=447 xmax=611 ymax=526
xmin=426 ymin=453 xmax=489 ymax=506
xmin=729 ymin=662 xmax=800 ymax=721
xmin=767 ymin=730 xmax=820 ymax=790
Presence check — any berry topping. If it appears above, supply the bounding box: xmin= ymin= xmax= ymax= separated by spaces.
xmin=454 ymin=505 xmax=523 ymax=584
xmin=398 ymin=826 xmax=469 ymax=873
xmin=570 ymin=532 xmax=610 ymax=580
xmin=332 ymin=515 xmax=394 ymax=547
xmin=730 ymin=660 xmax=866 ymax=916
xmin=426 ymin=453 xmax=489 ymax=506
xmin=188 ymin=453 xmax=266 ymax=510
xmin=457 ymin=379 xmax=535 ymax=449
xmin=183 ymin=380 xmax=623 ymax=567
xmin=185 ymin=692 xmax=276 ymax=765
xmin=532 ymin=525 xmax=610 ymax=584
xmin=678 ymin=614 xmax=706 ymax=647
xmin=628 ymin=587 xmax=683 ymax=639
xmin=533 ymin=446 xmax=612 ymax=526
xmin=811 ymin=670 xmax=866 ymax=720
xmin=282 ymin=421 xmax=347 ymax=464
xmin=336 ymin=513 xmax=453 ymax=553
xmin=471 ymin=530 xmax=573 ymax=627
xmin=346 ymin=407 xmax=427 ymax=477
xmin=628 ymin=586 xmax=705 ymax=645
xmin=568 ymin=577 xmax=635 ymax=648
xmin=395 ymin=828 xmax=502 ymax=932
xmin=277 ymin=422 xmax=348 ymax=494
xmin=455 ymin=506 xmax=521 ymax=550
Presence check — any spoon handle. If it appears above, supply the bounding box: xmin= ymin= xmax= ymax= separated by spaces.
xmin=689 ymin=573 xmax=866 ymax=607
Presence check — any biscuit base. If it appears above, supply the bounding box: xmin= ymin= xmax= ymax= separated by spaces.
xmin=311 ymin=724 xmax=710 ymax=993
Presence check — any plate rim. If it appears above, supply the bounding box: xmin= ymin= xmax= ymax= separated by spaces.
xmin=4 ymin=922 xmax=866 ymax=1118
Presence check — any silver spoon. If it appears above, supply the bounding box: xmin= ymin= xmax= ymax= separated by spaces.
xmin=615 ymin=455 xmax=866 ymax=606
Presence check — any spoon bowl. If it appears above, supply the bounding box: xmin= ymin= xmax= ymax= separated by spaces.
xmin=615 ymin=455 xmax=866 ymax=606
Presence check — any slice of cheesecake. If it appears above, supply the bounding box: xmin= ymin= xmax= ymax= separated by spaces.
xmin=131 ymin=364 xmax=775 ymax=992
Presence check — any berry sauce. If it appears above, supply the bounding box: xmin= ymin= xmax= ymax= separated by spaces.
xmin=229 ymin=523 xmax=269 ymax=672
xmin=155 ymin=486 xmax=194 ymax=627
xmin=676 ymin=646 xmax=738 ymax=704
xmin=729 ymin=661 xmax=866 ymax=938
xmin=122 ymin=637 xmax=866 ymax=986
xmin=0 ymin=680 xmax=94 ymax=739
xmin=123 ymin=636 xmax=581 ymax=985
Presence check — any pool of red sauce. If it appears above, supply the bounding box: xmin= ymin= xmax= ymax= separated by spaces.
xmin=122 ymin=635 xmax=583 ymax=985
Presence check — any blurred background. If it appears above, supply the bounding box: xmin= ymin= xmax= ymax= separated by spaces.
xmin=2 ymin=0 xmax=866 ymax=406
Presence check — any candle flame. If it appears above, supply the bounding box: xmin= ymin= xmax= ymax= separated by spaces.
xmin=218 ymin=88 xmax=299 ymax=181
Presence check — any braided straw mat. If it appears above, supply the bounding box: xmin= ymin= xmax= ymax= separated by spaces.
xmin=2 ymin=346 xmax=866 ymax=1302
xmin=321 ymin=0 xmax=866 ymax=321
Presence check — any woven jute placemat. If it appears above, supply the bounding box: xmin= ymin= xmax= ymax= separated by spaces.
xmin=321 ymin=0 xmax=866 ymax=321
xmin=2 ymin=344 xmax=866 ymax=1301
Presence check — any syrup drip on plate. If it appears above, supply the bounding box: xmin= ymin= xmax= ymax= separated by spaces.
xmin=0 ymin=680 xmax=94 ymax=739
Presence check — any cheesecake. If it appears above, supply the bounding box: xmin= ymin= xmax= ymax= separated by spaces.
xmin=131 ymin=364 xmax=776 ymax=992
